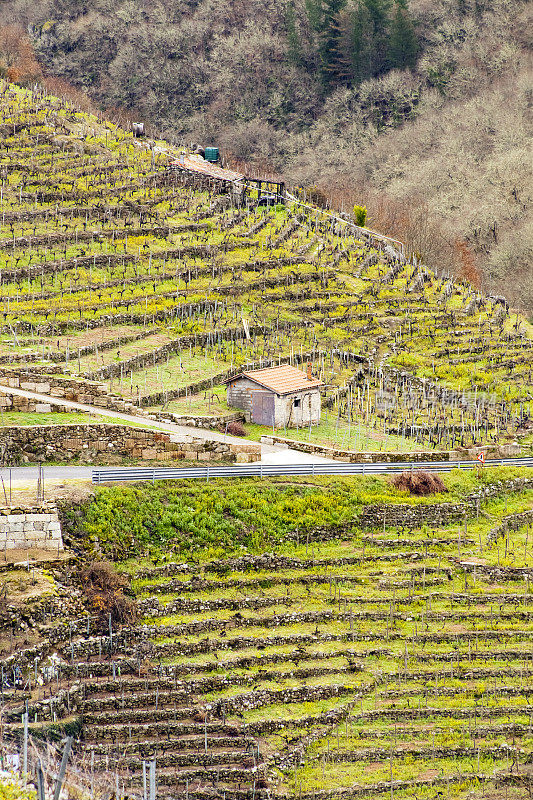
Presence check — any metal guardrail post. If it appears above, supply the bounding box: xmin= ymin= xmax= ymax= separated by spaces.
xmin=143 ymin=760 xmax=147 ymax=800
xmin=149 ymin=759 xmax=156 ymax=800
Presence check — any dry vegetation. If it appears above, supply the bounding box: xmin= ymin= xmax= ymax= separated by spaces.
xmin=80 ymin=561 xmax=137 ymax=628
xmin=391 ymin=470 xmax=448 ymax=495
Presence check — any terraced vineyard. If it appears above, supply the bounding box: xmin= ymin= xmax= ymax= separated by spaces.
xmin=4 ymin=474 xmax=533 ymax=799
xmin=1 ymin=81 xmax=532 ymax=451
xmin=1 ymin=81 xmax=533 ymax=800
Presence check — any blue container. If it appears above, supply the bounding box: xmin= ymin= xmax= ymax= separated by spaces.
xmin=204 ymin=147 xmax=219 ymax=163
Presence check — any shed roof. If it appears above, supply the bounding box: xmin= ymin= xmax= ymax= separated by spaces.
xmin=226 ymin=364 xmax=323 ymax=395
xmin=171 ymin=154 xmax=244 ymax=183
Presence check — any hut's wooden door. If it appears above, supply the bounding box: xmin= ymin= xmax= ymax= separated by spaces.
xmin=251 ymin=391 xmax=275 ymax=426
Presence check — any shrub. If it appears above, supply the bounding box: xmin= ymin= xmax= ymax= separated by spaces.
xmin=392 ymin=470 xmax=448 ymax=496
xmin=227 ymin=420 xmax=246 ymax=436
xmin=80 ymin=561 xmax=137 ymax=628
xmin=305 ymin=186 xmax=329 ymax=208
xmin=353 ymin=205 xmax=367 ymax=227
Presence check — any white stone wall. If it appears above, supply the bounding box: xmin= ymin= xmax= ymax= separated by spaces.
xmin=274 ymin=389 xmax=321 ymax=427
xmin=0 ymin=507 xmax=63 ymax=551
xmin=226 ymin=377 xmax=257 ymax=419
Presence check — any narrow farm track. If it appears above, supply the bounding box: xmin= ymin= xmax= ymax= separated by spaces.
xmin=0 ymin=383 xmax=251 ymax=445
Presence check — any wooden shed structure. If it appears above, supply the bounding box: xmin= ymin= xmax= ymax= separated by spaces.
xmin=225 ymin=364 xmax=322 ymax=428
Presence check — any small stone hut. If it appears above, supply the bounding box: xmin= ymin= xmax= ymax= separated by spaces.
xmin=225 ymin=364 xmax=322 ymax=427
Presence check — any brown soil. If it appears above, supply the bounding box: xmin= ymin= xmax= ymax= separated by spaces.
xmin=3 ymin=482 xmax=93 ymax=508
xmin=0 ymin=566 xmax=57 ymax=604
xmin=0 ymin=547 xmax=74 ymax=568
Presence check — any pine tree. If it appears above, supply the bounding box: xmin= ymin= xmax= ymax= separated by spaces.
xmin=285 ymin=1 xmax=302 ymax=66
xmin=305 ymin=0 xmax=323 ymax=32
xmin=317 ymin=0 xmax=347 ymax=85
xmin=344 ymin=3 xmax=375 ymax=83
xmin=362 ymin=0 xmax=392 ymax=76
xmin=389 ymin=0 xmax=418 ymax=70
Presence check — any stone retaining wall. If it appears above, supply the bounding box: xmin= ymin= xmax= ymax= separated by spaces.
xmin=262 ymin=436 xmax=521 ymax=463
xmin=0 ymin=369 xmax=247 ymax=432
xmin=359 ymin=502 xmax=466 ymax=528
xmin=0 ymin=369 xmax=139 ymax=415
xmin=0 ymin=503 xmax=63 ymax=551
xmin=487 ymin=508 xmax=533 ymax=545
xmin=148 ymin=411 xmax=244 ymax=430
xmin=0 ymin=424 xmax=261 ymax=465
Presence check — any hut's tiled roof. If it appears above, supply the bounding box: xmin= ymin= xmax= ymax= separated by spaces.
xmin=227 ymin=364 xmax=323 ymax=395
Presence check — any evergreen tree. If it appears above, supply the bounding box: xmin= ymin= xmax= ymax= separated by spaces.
xmin=330 ymin=6 xmax=372 ymax=84
xmin=316 ymin=0 xmax=347 ymax=85
xmin=305 ymin=0 xmax=323 ymax=32
xmin=389 ymin=0 xmax=418 ymax=69
xmin=344 ymin=3 xmax=375 ymax=83
xmin=285 ymin=1 xmax=302 ymax=66
xmin=362 ymin=0 xmax=392 ymax=76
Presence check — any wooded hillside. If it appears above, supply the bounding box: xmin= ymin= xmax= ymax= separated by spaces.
xmin=0 ymin=0 xmax=531 ymax=309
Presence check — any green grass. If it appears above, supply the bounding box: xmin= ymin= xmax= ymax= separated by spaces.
xmin=52 ymin=465 xmax=533 ymax=798
xmin=243 ymin=413 xmax=420 ymax=453
xmin=1 ymin=79 xmax=532 ymax=456
xmin=60 ymin=467 xmax=533 ymax=559
xmin=0 ymin=411 xmax=109 ymax=426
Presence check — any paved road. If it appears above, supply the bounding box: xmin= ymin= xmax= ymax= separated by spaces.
xmin=0 ymin=384 xmax=337 ymax=489
xmin=90 ymin=456 xmax=533 ymax=484
xmin=5 ymin=456 xmax=533 ymax=491
xmin=0 ymin=448 xmax=336 ymax=488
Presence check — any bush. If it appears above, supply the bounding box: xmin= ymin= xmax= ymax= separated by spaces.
xmin=392 ymin=470 xmax=448 ymax=496
xmin=80 ymin=561 xmax=137 ymax=628
xmin=227 ymin=420 xmax=246 ymax=436
xmin=305 ymin=186 xmax=329 ymax=208
xmin=353 ymin=204 xmax=367 ymax=227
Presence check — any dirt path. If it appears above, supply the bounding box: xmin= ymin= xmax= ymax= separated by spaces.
xmin=0 ymin=383 xmax=257 ymax=446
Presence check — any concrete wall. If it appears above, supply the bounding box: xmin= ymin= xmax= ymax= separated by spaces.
xmin=0 ymin=503 xmax=63 ymax=551
xmin=0 ymin=424 xmax=261 ymax=465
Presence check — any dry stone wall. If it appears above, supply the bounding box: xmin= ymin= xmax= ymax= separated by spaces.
xmin=262 ymin=436 xmax=521 ymax=463
xmin=149 ymin=410 xmax=244 ymax=429
xmin=0 ymin=424 xmax=260 ymax=465
xmin=0 ymin=368 xmax=246 ymax=432
xmin=0 ymin=503 xmax=63 ymax=551
xmin=0 ymin=369 xmax=139 ymax=414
